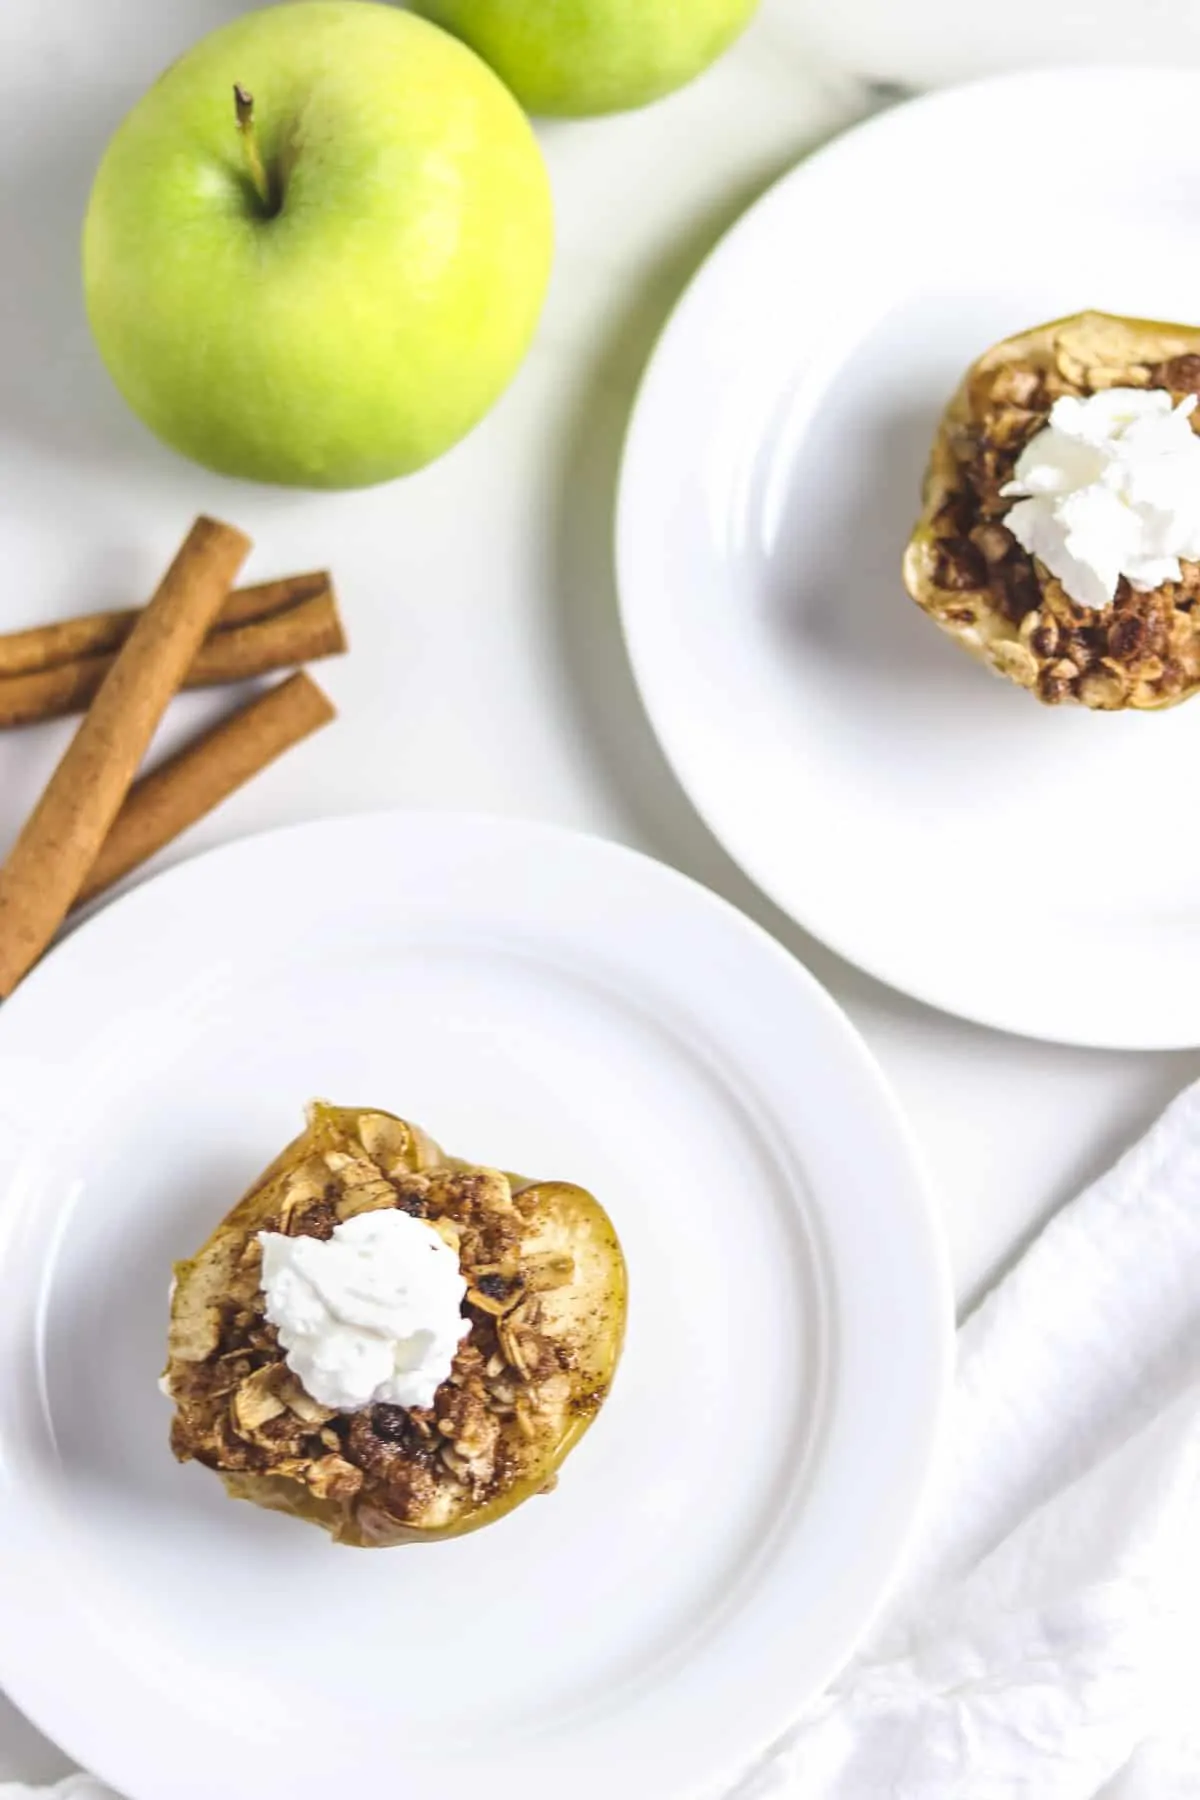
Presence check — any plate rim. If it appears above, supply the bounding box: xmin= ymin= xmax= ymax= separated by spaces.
xmin=0 ymin=809 xmax=954 ymax=1798
xmin=615 ymin=65 xmax=1200 ymax=1052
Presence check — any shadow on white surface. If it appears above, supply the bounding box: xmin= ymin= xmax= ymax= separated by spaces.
xmin=0 ymin=1692 xmax=71 ymax=1786
xmin=771 ymin=402 xmax=970 ymax=692
xmin=42 ymin=1153 xmax=259 ymax=1531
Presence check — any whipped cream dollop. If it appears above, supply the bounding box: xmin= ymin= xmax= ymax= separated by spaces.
xmin=1001 ymin=386 xmax=1200 ymax=609
xmin=258 ymin=1211 xmax=470 ymax=1413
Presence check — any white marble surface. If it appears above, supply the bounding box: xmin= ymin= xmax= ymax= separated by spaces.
xmin=2 ymin=0 xmax=1199 ymax=1782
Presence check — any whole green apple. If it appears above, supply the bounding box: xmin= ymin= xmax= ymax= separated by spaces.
xmin=410 ymin=0 xmax=760 ymax=116
xmin=83 ymin=2 xmax=554 ymax=488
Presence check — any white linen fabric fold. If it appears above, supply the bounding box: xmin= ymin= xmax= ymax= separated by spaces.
xmin=8 ymin=1083 xmax=1200 ymax=1800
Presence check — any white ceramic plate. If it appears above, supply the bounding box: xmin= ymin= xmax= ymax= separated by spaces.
xmin=0 ymin=814 xmax=951 ymax=1800
xmin=618 ymin=69 xmax=1200 ymax=1051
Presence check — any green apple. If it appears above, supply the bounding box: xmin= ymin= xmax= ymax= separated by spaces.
xmin=410 ymin=0 xmax=760 ymax=116
xmin=83 ymin=2 xmax=554 ymax=488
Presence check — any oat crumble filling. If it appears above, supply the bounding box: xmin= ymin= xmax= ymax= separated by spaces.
xmin=904 ymin=314 xmax=1200 ymax=709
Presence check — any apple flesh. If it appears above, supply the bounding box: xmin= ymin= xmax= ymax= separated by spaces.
xmin=411 ymin=0 xmax=760 ymax=116
xmin=83 ymin=2 xmax=554 ymax=488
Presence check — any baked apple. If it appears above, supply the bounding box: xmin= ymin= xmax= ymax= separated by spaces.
xmin=904 ymin=311 xmax=1200 ymax=709
xmin=164 ymin=1104 xmax=627 ymax=1545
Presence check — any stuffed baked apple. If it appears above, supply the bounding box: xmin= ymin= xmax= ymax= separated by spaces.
xmin=164 ymin=1104 xmax=627 ymax=1546
xmin=905 ymin=310 xmax=1200 ymax=709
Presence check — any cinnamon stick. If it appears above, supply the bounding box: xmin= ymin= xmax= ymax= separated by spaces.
xmin=0 ymin=516 xmax=252 ymax=997
xmin=0 ymin=582 xmax=344 ymax=729
xmin=0 ymin=571 xmax=329 ymax=678
xmin=76 ymin=674 xmax=336 ymax=907
xmin=178 ymin=590 xmax=345 ymax=685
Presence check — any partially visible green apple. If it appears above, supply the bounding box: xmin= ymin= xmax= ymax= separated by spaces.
xmin=410 ymin=0 xmax=760 ymax=116
xmin=83 ymin=2 xmax=554 ymax=488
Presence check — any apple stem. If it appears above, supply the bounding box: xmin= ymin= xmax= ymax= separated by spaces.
xmin=233 ymin=85 xmax=276 ymax=216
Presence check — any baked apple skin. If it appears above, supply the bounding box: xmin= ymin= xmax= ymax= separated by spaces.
xmin=165 ymin=1104 xmax=627 ymax=1545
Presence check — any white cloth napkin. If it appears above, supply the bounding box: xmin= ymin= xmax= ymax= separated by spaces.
xmin=7 ymin=1082 xmax=1200 ymax=1800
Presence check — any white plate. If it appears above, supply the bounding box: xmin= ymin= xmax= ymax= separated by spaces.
xmin=618 ymin=68 xmax=1200 ymax=1051
xmin=0 ymin=814 xmax=951 ymax=1800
